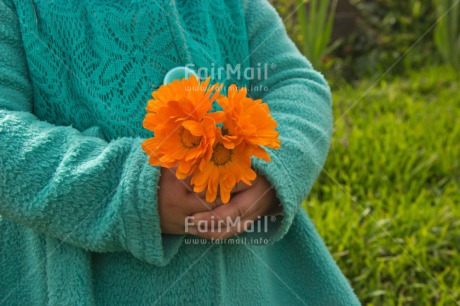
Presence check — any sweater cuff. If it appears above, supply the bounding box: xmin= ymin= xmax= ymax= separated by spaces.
xmin=120 ymin=138 xmax=184 ymax=266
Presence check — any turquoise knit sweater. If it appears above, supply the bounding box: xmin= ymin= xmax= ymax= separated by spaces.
xmin=0 ymin=0 xmax=360 ymax=304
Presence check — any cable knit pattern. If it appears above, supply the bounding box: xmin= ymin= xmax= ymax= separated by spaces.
xmin=0 ymin=0 xmax=360 ymax=304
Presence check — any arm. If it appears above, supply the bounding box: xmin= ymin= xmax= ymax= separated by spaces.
xmin=243 ymin=0 xmax=333 ymax=242
xmin=0 ymin=0 xmax=183 ymax=266
xmin=189 ymin=0 xmax=333 ymax=243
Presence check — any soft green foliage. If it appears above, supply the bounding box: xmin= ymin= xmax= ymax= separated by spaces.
xmin=341 ymin=0 xmax=439 ymax=80
xmin=273 ymin=0 xmax=441 ymax=81
xmin=296 ymin=0 xmax=338 ymax=69
xmin=434 ymin=0 xmax=460 ymax=70
xmin=304 ymin=66 xmax=460 ymax=305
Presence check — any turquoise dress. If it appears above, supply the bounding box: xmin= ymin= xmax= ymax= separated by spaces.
xmin=0 ymin=0 xmax=360 ymax=304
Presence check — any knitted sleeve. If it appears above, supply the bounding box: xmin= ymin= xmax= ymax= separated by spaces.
xmin=0 ymin=0 xmax=183 ymax=266
xmin=241 ymin=0 xmax=333 ymax=243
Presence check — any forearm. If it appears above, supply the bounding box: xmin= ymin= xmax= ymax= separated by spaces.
xmin=0 ymin=0 xmax=183 ymax=265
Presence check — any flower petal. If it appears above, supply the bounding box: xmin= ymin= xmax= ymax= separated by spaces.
xmin=182 ymin=120 xmax=204 ymax=136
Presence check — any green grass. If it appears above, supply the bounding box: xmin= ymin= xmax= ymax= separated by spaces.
xmin=304 ymin=65 xmax=460 ymax=305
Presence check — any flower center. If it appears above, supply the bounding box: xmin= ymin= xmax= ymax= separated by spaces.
xmin=211 ymin=143 xmax=232 ymax=165
xmin=180 ymin=127 xmax=202 ymax=149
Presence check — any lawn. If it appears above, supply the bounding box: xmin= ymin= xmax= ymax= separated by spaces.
xmin=304 ymin=66 xmax=460 ymax=305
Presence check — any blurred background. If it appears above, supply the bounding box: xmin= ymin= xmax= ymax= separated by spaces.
xmin=270 ymin=0 xmax=460 ymax=305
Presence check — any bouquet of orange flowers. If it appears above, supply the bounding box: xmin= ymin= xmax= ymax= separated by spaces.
xmin=142 ymin=76 xmax=280 ymax=204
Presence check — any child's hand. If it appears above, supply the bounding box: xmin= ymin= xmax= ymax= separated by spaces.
xmin=157 ymin=167 xmax=220 ymax=235
xmin=187 ymin=175 xmax=283 ymax=240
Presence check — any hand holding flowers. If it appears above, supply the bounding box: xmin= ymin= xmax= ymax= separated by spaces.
xmin=142 ymin=76 xmax=281 ymax=205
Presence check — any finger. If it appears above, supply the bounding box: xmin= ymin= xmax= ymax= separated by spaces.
xmin=220 ymin=217 xmax=257 ymax=239
xmin=205 ymin=193 xmax=277 ymax=239
xmin=185 ymin=192 xmax=220 ymax=212
xmin=191 ymin=191 xmax=256 ymax=230
xmin=231 ymin=181 xmax=252 ymax=194
xmin=213 ymin=196 xmax=224 ymax=207
xmin=187 ymin=175 xmax=274 ymax=231
xmin=179 ymin=174 xmax=202 ymax=195
xmin=187 ymin=217 xmax=254 ymax=240
xmin=189 ymin=189 xmax=225 ymax=208
xmin=193 ymin=180 xmax=253 ymax=199
xmin=234 ymin=178 xmax=278 ymax=218
xmin=191 ymin=203 xmax=243 ymax=228
xmin=216 ymin=192 xmax=267 ymax=238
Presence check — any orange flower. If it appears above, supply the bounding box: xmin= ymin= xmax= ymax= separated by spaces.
xmin=142 ymin=78 xmax=281 ymax=204
xmin=145 ymin=75 xmax=218 ymax=116
xmin=142 ymin=76 xmax=224 ymax=179
xmin=191 ymin=129 xmax=256 ymax=204
xmin=144 ymin=75 xmax=222 ymax=132
xmin=217 ymin=85 xmax=280 ymax=162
